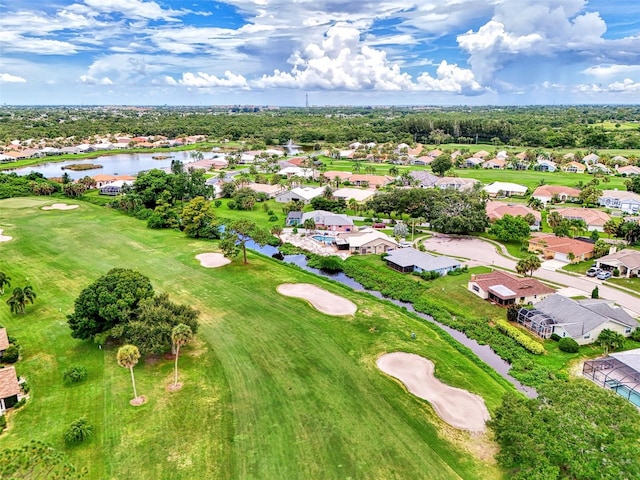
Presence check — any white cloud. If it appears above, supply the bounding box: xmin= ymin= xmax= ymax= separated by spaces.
xmin=174 ymin=72 xmax=250 ymax=89
xmin=415 ymin=60 xmax=483 ymax=94
xmin=0 ymin=73 xmax=27 ymax=83
xmin=80 ymin=75 xmax=113 ymax=85
xmin=583 ymin=64 xmax=640 ymax=78
xmin=606 ymin=78 xmax=640 ymax=93
xmin=82 ymin=0 xmax=184 ymax=21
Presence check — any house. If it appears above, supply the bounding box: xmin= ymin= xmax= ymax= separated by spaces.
xmin=0 ymin=366 xmax=21 ymax=414
xmin=588 ymin=163 xmax=611 ymax=174
xmin=99 ymin=179 xmax=133 ymax=196
xmin=536 ymin=159 xmax=557 ymax=172
xmin=482 ymin=158 xmax=506 ymax=169
xmin=347 ymin=174 xmax=393 ymax=189
xmin=468 ymin=270 xmax=554 ymax=306
xmin=486 ymin=201 xmax=541 ymax=230
xmin=436 ymin=177 xmax=479 ymax=192
xmin=462 ymin=157 xmax=484 ymax=168
xmin=338 ymin=229 xmax=399 ymax=254
xmin=612 ymin=155 xmax=629 ymax=164
xmin=339 ymin=150 xmax=356 ymax=159
xmin=332 ymin=188 xmax=376 ymax=203
xmin=496 ymin=150 xmax=509 ymax=159
xmin=562 ymin=161 xmax=586 ymax=173
xmin=275 ymin=187 xmax=324 ymax=204
xmin=596 ymin=249 xmax=640 ymax=278
xmin=473 ymin=150 xmax=490 ymax=159
xmin=0 ymin=328 xmax=9 ymax=357
xmin=386 ymin=247 xmax=461 ymax=276
xmin=323 ymin=171 xmax=353 ymax=183
xmin=408 ymin=170 xmax=438 ymax=188
xmin=516 ymin=295 xmax=637 ymax=344
xmin=531 ymin=185 xmax=581 ymax=205
xmin=483 ymin=181 xmax=527 ymax=197
xmin=598 ymin=190 xmax=640 ymax=214
xmin=301 ymin=210 xmax=354 ymax=232
xmin=411 ymin=156 xmax=432 ymax=166
xmin=617 ymin=165 xmax=640 ymax=176
xmin=582 ymin=153 xmax=600 ymax=165
xmin=277 ymin=166 xmax=316 ymax=179
xmin=0 ymin=154 xmax=16 ymax=163
xmin=555 ymin=207 xmax=611 ymax=231
xmin=528 ymin=234 xmax=595 ymax=263
xmin=245 ymin=183 xmax=283 ymax=198
xmin=583 ymin=348 xmax=640 ymax=407
xmin=285 ymin=211 xmax=303 ymax=227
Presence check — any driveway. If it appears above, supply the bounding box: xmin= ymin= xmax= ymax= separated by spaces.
xmin=422 ymin=235 xmax=640 ymax=318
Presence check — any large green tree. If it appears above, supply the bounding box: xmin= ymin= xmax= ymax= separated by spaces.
xmin=430 ymin=154 xmax=453 ymax=176
xmin=430 ymin=190 xmax=488 ymax=235
xmin=180 ymin=196 xmax=219 ymax=239
xmin=220 ymin=219 xmax=271 ymax=264
xmin=67 ymin=268 xmax=154 ymax=340
xmin=515 ymin=255 xmax=542 ymax=277
xmin=625 ymin=175 xmax=640 ymax=194
xmin=489 ymin=214 xmax=531 ymax=242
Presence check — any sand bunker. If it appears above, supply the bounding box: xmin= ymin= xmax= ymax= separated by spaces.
xmin=277 ymin=283 xmax=357 ymax=316
xmin=377 ymin=352 xmax=490 ymax=432
xmin=41 ymin=203 xmax=79 ymax=211
xmin=195 ymin=252 xmax=231 ymax=268
xmin=0 ymin=229 xmax=11 ymax=243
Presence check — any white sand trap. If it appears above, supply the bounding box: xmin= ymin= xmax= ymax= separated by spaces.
xmin=377 ymin=352 xmax=490 ymax=432
xmin=196 ymin=252 xmax=231 ymax=268
xmin=0 ymin=229 xmax=12 ymax=243
xmin=41 ymin=203 xmax=79 ymax=211
xmin=277 ymin=283 xmax=357 ymax=316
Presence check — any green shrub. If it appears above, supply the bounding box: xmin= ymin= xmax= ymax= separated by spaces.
xmin=214 ymin=200 xmax=222 ymax=208
xmin=550 ymin=333 xmax=561 ymax=342
xmin=0 ymin=415 xmax=6 ymax=431
xmin=2 ymin=345 xmax=19 ymax=363
xmin=268 ymin=215 xmax=278 ymax=222
xmin=631 ymin=328 xmax=640 ymax=342
xmin=13 ymin=398 xmax=26 ymax=409
xmin=227 ymin=200 xmax=237 ymax=210
xmin=496 ymin=320 xmax=545 ymax=355
xmin=20 ymin=381 xmax=30 ymax=394
xmin=558 ymin=337 xmax=579 ymax=353
xmin=64 ymin=418 xmax=93 ymax=445
xmin=63 ymin=366 xmax=88 ymax=384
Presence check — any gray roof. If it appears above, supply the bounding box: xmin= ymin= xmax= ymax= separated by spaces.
xmin=301 ymin=210 xmax=354 ymax=226
xmin=287 ymin=211 xmax=303 ymax=220
xmin=534 ymin=295 xmax=637 ymax=338
xmin=385 ymin=247 xmax=460 ymax=271
xmin=610 ymin=349 xmax=640 ymax=372
xmin=409 ymin=170 xmax=438 ymax=187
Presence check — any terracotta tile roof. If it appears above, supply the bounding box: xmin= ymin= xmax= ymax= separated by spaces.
xmin=0 ymin=329 xmax=8 ymax=351
xmin=0 ymin=366 xmax=20 ymax=400
xmin=323 ymin=171 xmax=353 ymax=181
xmin=529 ymin=235 xmax=595 ymax=256
xmin=347 ymin=174 xmax=393 ymax=186
xmin=471 ymin=270 xmax=554 ymax=300
xmin=532 ymin=185 xmax=581 ymax=198
xmin=555 ymin=207 xmax=610 ymax=227
xmin=486 ymin=201 xmax=541 ymax=222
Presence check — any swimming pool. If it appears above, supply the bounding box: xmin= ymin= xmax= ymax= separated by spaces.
xmin=312 ymin=235 xmax=335 ymax=245
xmin=606 ymin=380 xmax=640 ymax=408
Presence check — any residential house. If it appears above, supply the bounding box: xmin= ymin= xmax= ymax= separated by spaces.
xmin=332 ymin=188 xmax=376 ymax=203
xmin=285 ymin=211 xmax=303 ymax=227
xmin=0 ymin=366 xmax=21 ymax=414
xmin=486 ymin=201 xmax=541 ymax=230
xmin=245 ymin=183 xmax=283 ymax=198
xmin=583 ymin=348 xmax=640 ymax=407
xmin=408 ymin=170 xmax=438 ymax=188
xmin=386 ymin=247 xmax=461 ymax=276
xmin=92 ymin=174 xmax=135 ymax=188
xmin=528 ymin=234 xmax=595 ymax=263
xmin=277 ymin=166 xmax=316 ymax=179
xmin=323 ymin=171 xmax=353 ymax=184
xmin=338 ymin=229 xmax=399 ymax=254
xmin=617 ymin=165 xmax=640 ymax=176
xmin=562 ymin=161 xmax=586 ymax=173
xmin=536 ymin=159 xmax=557 ymax=172
xmin=411 ymin=156 xmax=432 ymax=166
xmin=347 ymin=174 xmax=393 ymax=189
xmin=467 ymin=270 xmax=554 ymax=306
xmin=531 ymin=185 xmax=581 ymax=205
xmin=588 ymin=163 xmax=611 ymax=174
xmin=301 ymin=210 xmax=354 ymax=232
xmin=598 ymin=190 xmax=640 ymax=214
xmin=555 ymin=207 xmax=611 ymax=231
xmin=483 ymin=181 xmax=527 ymax=197
xmin=612 ymin=155 xmax=629 ymax=164
xmin=275 ymin=187 xmax=324 ymax=204
xmin=462 ymin=157 xmax=484 ymax=168
xmin=473 ymin=150 xmax=490 ymax=159
xmin=496 ymin=150 xmax=509 ymax=159
xmin=596 ymin=249 xmax=640 ymax=278
xmin=482 ymin=158 xmax=506 ymax=169
xmin=0 ymin=154 xmax=16 ymax=163
xmin=99 ymin=179 xmax=133 ymax=196
xmin=582 ymin=153 xmax=600 ymax=165
xmin=0 ymin=328 xmax=9 ymax=357
xmin=435 ymin=177 xmax=479 ymax=192
xmin=516 ymin=295 xmax=637 ymax=344
xmin=427 ymin=149 xmax=443 ymax=158
xmin=339 ymin=150 xmax=356 ymax=159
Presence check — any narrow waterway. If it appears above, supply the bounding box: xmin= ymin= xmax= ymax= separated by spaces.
xmin=249 ymin=242 xmax=537 ymax=398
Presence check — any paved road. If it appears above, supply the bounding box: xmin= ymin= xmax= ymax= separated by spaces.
xmin=422 ymin=235 xmax=640 ymax=318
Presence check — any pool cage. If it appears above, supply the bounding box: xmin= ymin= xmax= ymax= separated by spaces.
xmin=583 ymin=357 xmax=640 ymax=406
xmin=515 ymin=307 xmax=555 ymax=339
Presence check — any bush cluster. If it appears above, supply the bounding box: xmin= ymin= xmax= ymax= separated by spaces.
xmin=558 ymin=337 xmax=579 ymax=353
xmin=495 ymin=320 xmax=545 ymax=355
xmin=63 ymin=366 xmax=88 ymax=384
xmin=64 ymin=418 xmax=93 ymax=445
xmin=2 ymin=345 xmax=19 ymax=364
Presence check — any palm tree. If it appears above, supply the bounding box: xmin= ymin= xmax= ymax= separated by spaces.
xmin=0 ymin=272 xmax=10 ymax=295
xmin=6 ymin=285 xmax=36 ymax=314
xmin=364 ymin=165 xmax=376 ymax=175
xmin=117 ymin=345 xmax=141 ymax=401
xmin=515 ymin=255 xmax=542 ymax=277
xmin=171 ymin=324 xmax=193 ymax=387
xmin=270 ymin=225 xmax=283 ymax=243
xmin=303 ymin=218 xmax=316 ymax=235
xmin=348 ymin=198 xmax=358 ymax=213
xmin=409 ymin=216 xmax=425 ymax=241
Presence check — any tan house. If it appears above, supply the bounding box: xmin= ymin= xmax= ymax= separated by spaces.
xmin=338 ymin=229 xmax=398 ymax=254
xmin=323 ymin=171 xmax=353 ymax=183
xmin=554 ymin=207 xmax=610 ymax=231
xmin=0 ymin=366 xmax=21 ymax=413
xmin=528 ymin=234 xmax=595 ymax=263
xmin=0 ymin=328 xmax=9 ymax=357
xmin=562 ymin=161 xmax=587 ymax=173
xmin=486 ymin=201 xmax=541 ymax=229
xmin=531 ymin=185 xmax=581 ymax=205
xmin=482 ymin=158 xmax=506 ymax=169
xmin=436 ymin=177 xmax=479 ymax=191
xmin=347 ymin=174 xmax=393 ymax=189
xmin=596 ymin=249 xmax=640 ymax=278
xmin=468 ymin=270 xmax=555 ymax=306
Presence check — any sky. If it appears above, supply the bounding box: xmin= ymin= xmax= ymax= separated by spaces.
xmin=1 ymin=0 xmax=640 ymax=106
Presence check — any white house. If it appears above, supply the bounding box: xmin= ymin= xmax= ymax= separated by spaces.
xmin=598 ymin=190 xmax=640 ymax=214
xmin=483 ymin=182 xmax=527 ymax=197
xmin=275 ymin=187 xmax=324 ymax=204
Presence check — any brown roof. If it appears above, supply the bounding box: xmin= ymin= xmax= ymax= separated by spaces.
xmin=0 ymin=366 xmax=20 ymax=400
xmin=486 ymin=201 xmax=541 ymax=222
xmin=0 ymin=329 xmax=8 ymax=351
xmin=483 ymin=158 xmax=506 ymax=167
xmin=471 ymin=270 xmax=555 ymax=300
xmin=532 ymin=185 xmax=581 ymax=198
xmin=555 ymin=207 xmax=610 ymax=227
xmin=529 ymin=235 xmax=595 ymax=256
xmin=348 ymin=174 xmax=393 ymax=186
xmin=323 ymin=171 xmax=353 ymax=181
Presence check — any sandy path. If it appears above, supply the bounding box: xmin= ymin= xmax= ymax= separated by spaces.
xmin=0 ymin=229 xmax=11 ymax=242
xmin=277 ymin=283 xmax=357 ymax=316
xmin=41 ymin=203 xmax=79 ymax=211
xmin=196 ymin=253 xmax=231 ymax=268
xmin=377 ymin=352 xmax=490 ymax=432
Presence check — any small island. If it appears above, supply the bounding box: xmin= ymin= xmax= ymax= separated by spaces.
xmin=152 ymin=155 xmax=172 ymax=160
xmin=61 ymin=163 xmax=103 ymax=171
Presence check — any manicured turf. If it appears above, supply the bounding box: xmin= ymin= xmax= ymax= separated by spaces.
xmin=0 ymin=198 xmax=508 ymax=479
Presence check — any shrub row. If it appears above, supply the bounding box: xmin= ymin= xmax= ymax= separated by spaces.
xmin=495 ymin=320 xmax=546 ymax=355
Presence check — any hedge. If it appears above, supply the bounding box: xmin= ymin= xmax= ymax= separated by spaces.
xmin=496 ymin=320 xmax=546 ymax=355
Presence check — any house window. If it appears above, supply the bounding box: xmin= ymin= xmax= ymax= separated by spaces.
xmin=625 ymin=328 xmax=632 ymax=334
xmin=472 ymin=285 xmax=479 ymax=292
xmin=584 ymin=334 xmax=590 ymax=339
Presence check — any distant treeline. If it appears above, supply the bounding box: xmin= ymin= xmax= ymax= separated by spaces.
xmin=1 ymin=105 xmax=640 ymax=149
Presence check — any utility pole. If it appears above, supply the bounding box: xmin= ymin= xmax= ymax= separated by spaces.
xmin=305 ymin=93 xmax=309 ymax=108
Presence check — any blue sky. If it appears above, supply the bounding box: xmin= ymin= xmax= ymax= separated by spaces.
xmin=1 ymin=0 xmax=639 ymax=106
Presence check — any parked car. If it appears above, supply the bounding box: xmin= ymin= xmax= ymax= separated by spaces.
xmin=586 ymin=267 xmax=601 ymax=277
xmin=372 ymin=223 xmax=386 ymax=229
xmin=597 ymin=271 xmax=612 ymax=280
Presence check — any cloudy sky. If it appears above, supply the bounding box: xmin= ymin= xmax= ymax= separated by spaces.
xmin=1 ymin=0 xmax=639 ymax=106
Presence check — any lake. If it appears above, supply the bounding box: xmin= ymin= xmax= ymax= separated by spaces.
xmin=9 ymin=151 xmax=205 ymax=180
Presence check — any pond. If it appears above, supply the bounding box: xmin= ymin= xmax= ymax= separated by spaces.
xmin=8 ymin=151 xmax=206 ymax=180
xmin=247 ymin=241 xmax=537 ymax=398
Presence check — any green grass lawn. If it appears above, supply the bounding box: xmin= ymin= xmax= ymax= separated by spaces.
xmin=0 ymin=197 xmax=508 ymax=479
